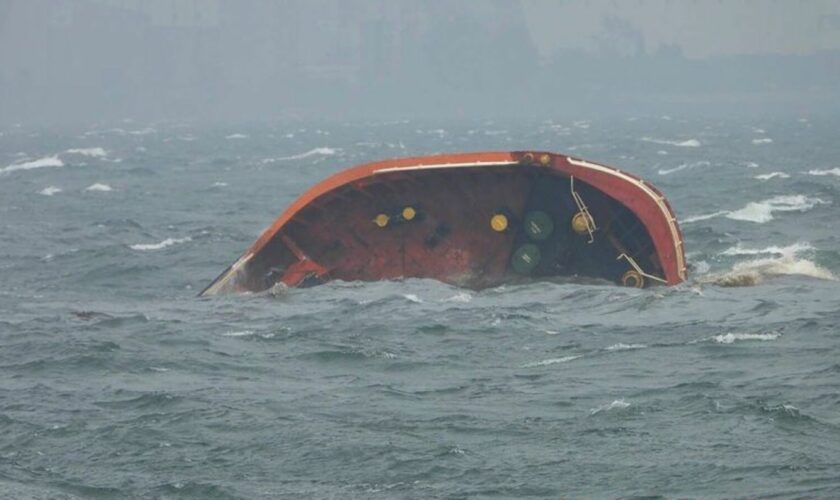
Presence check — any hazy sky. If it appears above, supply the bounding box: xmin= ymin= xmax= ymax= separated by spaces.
xmin=523 ymin=0 xmax=840 ymax=58
xmin=2 ymin=0 xmax=839 ymax=124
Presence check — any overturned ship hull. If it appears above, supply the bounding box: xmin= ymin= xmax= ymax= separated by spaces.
xmin=201 ymin=151 xmax=686 ymax=295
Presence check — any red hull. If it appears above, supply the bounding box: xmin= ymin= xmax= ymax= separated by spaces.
xmin=201 ymin=151 xmax=686 ymax=295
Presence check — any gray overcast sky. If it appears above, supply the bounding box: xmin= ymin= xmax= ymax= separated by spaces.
xmin=2 ymin=0 xmax=840 ymax=124
xmin=522 ymin=0 xmax=840 ymax=58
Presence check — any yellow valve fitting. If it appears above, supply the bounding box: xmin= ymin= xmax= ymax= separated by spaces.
xmin=539 ymin=154 xmax=551 ymax=166
xmin=490 ymin=213 xmax=509 ymax=232
xmin=571 ymin=212 xmax=590 ymax=235
xmin=621 ymin=270 xmax=645 ymax=288
xmin=373 ymin=213 xmax=390 ymax=227
xmin=402 ymin=206 xmax=416 ymax=221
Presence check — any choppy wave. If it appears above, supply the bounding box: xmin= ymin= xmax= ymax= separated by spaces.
xmin=1 ymin=155 xmax=64 ymax=173
xmin=681 ymin=210 xmax=729 ymax=224
xmin=658 ymin=160 xmax=710 ymax=175
xmin=754 ymin=172 xmax=790 ymax=180
xmin=225 ymin=133 xmax=248 ymax=140
xmin=641 ymin=137 xmax=701 ymax=147
xmin=700 ymin=241 xmax=835 ymax=286
xmin=589 ymin=399 xmax=630 ymax=415
xmin=683 ymin=195 xmax=825 ymax=225
xmin=65 ymin=147 xmax=107 ymax=157
xmin=713 ymin=332 xmax=780 ymax=344
xmin=264 ymin=147 xmax=339 ymax=162
xmin=720 ymin=242 xmax=813 ymax=257
xmin=86 ymin=183 xmax=113 ymax=192
xmin=521 ymin=355 xmax=582 ymax=367
xmin=807 ymin=168 xmax=840 ymax=177
xmin=39 ymin=186 xmax=62 ymax=196
xmin=130 ymin=237 xmax=192 ymax=251
xmin=752 ymin=138 xmax=773 ymax=144
xmin=605 ymin=343 xmax=646 ymax=351
xmin=727 ymin=195 xmax=826 ymax=223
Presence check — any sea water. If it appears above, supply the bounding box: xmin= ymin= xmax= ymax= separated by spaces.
xmin=1 ymin=116 xmax=839 ymax=497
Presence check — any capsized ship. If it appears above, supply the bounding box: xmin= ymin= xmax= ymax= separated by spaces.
xmin=200 ymin=151 xmax=686 ymax=295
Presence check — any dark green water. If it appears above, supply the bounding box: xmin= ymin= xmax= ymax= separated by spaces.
xmin=1 ymin=117 xmax=839 ymax=498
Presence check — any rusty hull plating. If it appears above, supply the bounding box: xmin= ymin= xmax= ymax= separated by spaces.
xmin=200 ymin=151 xmax=687 ymax=295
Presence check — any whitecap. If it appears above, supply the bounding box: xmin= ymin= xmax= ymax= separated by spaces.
xmin=85 ymin=183 xmax=113 ymax=192
xmin=713 ymin=332 xmax=780 ymax=344
xmin=641 ymin=137 xmax=701 ymax=147
xmin=65 ymin=147 xmax=107 ymax=158
xmin=605 ymin=343 xmax=646 ymax=351
xmin=129 ymin=127 xmax=156 ymax=136
xmin=264 ymin=147 xmax=338 ymax=162
xmin=225 ymin=133 xmax=248 ymax=139
xmin=212 ymin=182 xmax=228 ymax=187
xmin=222 ymin=330 xmax=253 ymax=337
xmin=130 ymin=237 xmax=192 ymax=251
xmin=658 ymin=160 xmax=710 ymax=175
xmin=703 ymin=252 xmax=835 ymax=286
xmin=807 ymin=168 xmax=840 ymax=177
xmin=754 ymin=172 xmax=789 ymax=180
xmin=752 ymin=138 xmax=773 ymax=144
xmin=589 ymin=399 xmax=630 ymax=415
xmin=403 ymin=294 xmax=422 ymax=303
xmin=39 ymin=186 xmax=62 ymax=196
xmin=445 ymin=292 xmax=472 ymax=303
xmin=720 ymin=242 xmax=813 ymax=257
xmin=726 ymin=195 xmax=826 ymax=223
xmin=1 ymin=155 xmax=64 ymax=174
xmin=681 ymin=210 xmax=729 ymax=224
xmin=521 ymin=355 xmax=582 ymax=367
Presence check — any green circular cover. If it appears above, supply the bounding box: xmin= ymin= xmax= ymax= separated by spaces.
xmin=523 ymin=211 xmax=554 ymax=241
xmin=511 ymin=244 xmax=541 ymax=274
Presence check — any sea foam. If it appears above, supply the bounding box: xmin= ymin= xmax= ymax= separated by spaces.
xmin=807 ymin=168 xmax=840 ymax=177
xmin=85 ymin=183 xmax=113 ymax=192
xmin=65 ymin=147 xmax=107 ymax=158
xmin=39 ymin=186 xmax=62 ymax=196
xmin=264 ymin=147 xmax=338 ymax=162
xmin=658 ymin=160 xmax=710 ymax=175
xmin=726 ymin=195 xmax=826 ymax=223
xmin=713 ymin=332 xmax=780 ymax=344
xmin=521 ymin=355 xmax=582 ymax=367
xmin=589 ymin=399 xmax=630 ymax=415
xmin=1 ymin=155 xmax=64 ymax=174
xmin=641 ymin=137 xmax=701 ymax=147
xmin=130 ymin=237 xmax=192 ymax=251
xmin=754 ymin=172 xmax=789 ymax=181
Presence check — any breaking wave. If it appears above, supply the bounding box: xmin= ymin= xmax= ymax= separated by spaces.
xmin=130 ymin=237 xmax=192 ymax=251
xmin=727 ymin=195 xmax=826 ymax=223
xmin=605 ymin=343 xmax=646 ymax=351
xmin=264 ymin=147 xmax=339 ymax=162
xmin=1 ymin=155 xmax=64 ymax=174
xmin=752 ymin=138 xmax=773 ymax=144
xmin=807 ymin=168 xmax=840 ymax=177
xmin=702 ymin=241 xmax=835 ymax=286
xmin=86 ymin=183 xmax=113 ymax=192
xmin=713 ymin=332 xmax=780 ymax=344
xmin=641 ymin=137 xmax=701 ymax=147
xmin=658 ymin=160 xmax=710 ymax=175
xmin=225 ymin=133 xmax=248 ymax=140
xmin=589 ymin=399 xmax=630 ymax=415
xmin=65 ymin=147 xmax=107 ymax=158
xmin=720 ymin=242 xmax=813 ymax=257
xmin=39 ymin=186 xmax=62 ymax=196
xmin=521 ymin=355 xmax=582 ymax=367
xmin=754 ymin=172 xmax=790 ymax=180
